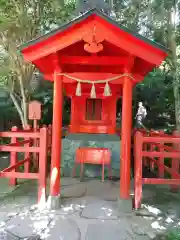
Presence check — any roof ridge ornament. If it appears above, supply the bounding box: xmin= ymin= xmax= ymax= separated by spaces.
xmin=83 ymin=24 xmax=104 ymax=53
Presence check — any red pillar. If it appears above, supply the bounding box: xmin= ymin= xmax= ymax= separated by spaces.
xmin=50 ymin=71 xmax=63 ymax=197
xmin=120 ymin=76 xmax=133 ymax=199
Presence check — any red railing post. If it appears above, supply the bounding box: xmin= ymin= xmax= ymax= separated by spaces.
xmin=134 ymin=131 xmax=143 ymax=209
xmin=143 ymin=143 xmax=148 ymax=167
xmin=24 ymin=125 xmax=31 ymax=173
xmin=48 ymin=124 xmax=52 ymax=154
xmin=158 ymin=130 xmax=164 ymax=178
xmin=9 ymin=126 xmax=18 ymax=186
xmin=38 ymin=127 xmax=48 ymax=205
xmin=170 ymin=131 xmax=180 ymax=192
xmin=33 ymin=121 xmax=39 ymax=170
xmin=150 ymin=140 xmax=155 ymax=171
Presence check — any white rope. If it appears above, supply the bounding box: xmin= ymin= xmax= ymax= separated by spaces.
xmin=57 ymin=73 xmax=135 ymax=84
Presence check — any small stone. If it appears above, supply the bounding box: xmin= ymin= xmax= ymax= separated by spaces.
xmin=147 ymin=231 xmax=157 ymax=239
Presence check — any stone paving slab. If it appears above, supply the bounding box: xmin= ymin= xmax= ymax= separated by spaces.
xmin=1 ymin=178 xmax=180 ymax=239
xmin=84 ymin=221 xmax=131 ymax=240
xmin=0 ymin=179 xmax=20 ymax=197
xmin=5 ymin=213 xmax=50 ymax=239
xmin=81 ymin=200 xmax=119 ymax=220
xmin=0 ymin=230 xmax=20 ymax=240
xmin=44 ymin=217 xmax=81 ymax=240
xmin=61 ymin=183 xmax=86 ymax=198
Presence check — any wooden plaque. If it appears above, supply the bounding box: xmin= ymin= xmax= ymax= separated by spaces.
xmin=28 ymin=101 xmax=42 ymax=120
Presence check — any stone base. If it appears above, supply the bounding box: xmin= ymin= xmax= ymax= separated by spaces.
xmin=117 ymin=197 xmax=133 ymax=215
xmin=47 ymin=195 xmax=61 ymax=210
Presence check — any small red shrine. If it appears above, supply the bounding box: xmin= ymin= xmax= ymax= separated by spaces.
xmin=20 ymin=9 xmax=168 ymax=207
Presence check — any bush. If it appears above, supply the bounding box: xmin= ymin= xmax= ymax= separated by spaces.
xmin=167 ymin=229 xmax=180 ymax=240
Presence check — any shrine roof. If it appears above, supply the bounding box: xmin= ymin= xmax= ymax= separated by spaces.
xmin=19 ymin=8 xmax=169 ymax=84
xmin=20 ymin=8 xmax=169 ymax=53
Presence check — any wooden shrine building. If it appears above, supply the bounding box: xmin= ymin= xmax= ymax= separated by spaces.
xmin=20 ymin=9 xmax=168 ymax=207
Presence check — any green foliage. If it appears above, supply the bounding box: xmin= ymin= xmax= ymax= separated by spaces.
xmin=167 ymin=229 xmax=180 ymax=240
xmin=0 ymin=0 xmax=179 ymax=130
xmin=133 ymin=66 xmax=175 ymax=130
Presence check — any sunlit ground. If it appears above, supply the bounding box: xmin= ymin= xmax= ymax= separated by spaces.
xmin=0 ymin=178 xmax=180 ymax=239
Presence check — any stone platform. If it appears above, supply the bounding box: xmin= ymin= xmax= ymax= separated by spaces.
xmin=61 ymin=134 xmax=121 ymax=178
xmin=0 ymin=178 xmax=180 ymax=239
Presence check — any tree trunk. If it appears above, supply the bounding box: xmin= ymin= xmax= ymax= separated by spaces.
xmin=10 ymin=92 xmax=26 ymax=128
xmin=167 ymin=5 xmax=180 ymax=131
xmin=19 ymin=76 xmax=28 ymax=128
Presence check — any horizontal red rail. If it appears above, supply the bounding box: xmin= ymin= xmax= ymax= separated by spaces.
xmin=2 ymin=158 xmax=30 ymax=172
xmin=151 ymin=142 xmax=180 ymax=153
xmin=134 ymin=130 xmax=180 ymax=210
xmin=0 ymin=172 xmax=39 ymax=179
xmin=147 ymin=157 xmax=180 ymax=178
xmin=143 ymin=136 xmax=180 ymax=143
xmin=0 ymin=132 xmax=40 ymax=138
xmin=7 ymin=140 xmax=31 ymax=147
xmin=0 ymin=146 xmax=40 ymax=153
xmin=143 ymin=178 xmax=180 ymax=185
xmin=142 ymin=151 xmax=180 ymax=158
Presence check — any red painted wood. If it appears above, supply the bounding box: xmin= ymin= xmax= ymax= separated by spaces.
xmin=9 ymin=126 xmax=18 ymax=186
xmin=149 ymin=156 xmax=180 ymax=178
xmin=142 ymin=136 xmax=180 ymax=143
xmin=45 ymin=72 xmax=126 ymax=84
xmin=0 ymin=131 xmax=40 ymax=138
xmin=95 ymin=19 xmax=167 ymax=65
xmin=134 ymin=131 xmax=143 ymax=209
xmin=0 ymin=126 xmax=48 ymax=204
xmin=38 ymin=127 xmax=48 ymax=204
xmin=24 ymin=125 xmax=31 ymax=173
xmin=142 ymin=151 xmax=180 ymax=158
xmin=8 ymin=140 xmax=30 ymax=147
xmin=28 ymin=101 xmax=42 ymax=120
xmin=143 ymin=178 xmax=180 ymax=185
xmin=158 ymin=130 xmax=164 ymax=178
xmin=70 ymin=95 xmax=117 ymax=134
xmin=120 ymin=76 xmax=133 ymax=199
xmin=171 ymin=131 xmax=180 ymax=192
xmin=50 ymin=71 xmax=63 ymax=197
xmin=21 ymin=13 xmax=167 ymax=77
xmin=73 ymin=147 xmax=112 ymax=182
xmin=150 ymin=144 xmax=154 ymax=171
xmin=76 ymin=148 xmax=111 ymax=164
xmin=69 ymin=124 xmax=116 ymax=134
xmin=86 ymin=99 xmax=94 ymax=120
xmin=22 ymin=20 xmax=96 ymax=62
xmin=61 ymin=56 xmax=130 ymax=65
xmin=0 ymin=172 xmax=39 ymax=179
xmin=3 ymin=158 xmax=30 ymax=172
xmin=134 ymin=130 xmax=180 ymax=209
xmin=0 ymin=146 xmax=39 ymax=153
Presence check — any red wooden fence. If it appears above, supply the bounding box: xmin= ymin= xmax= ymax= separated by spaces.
xmin=134 ymin=130 xmax=180 ymax=209
xmin=0 ymin=126 xmax=48 ymax=204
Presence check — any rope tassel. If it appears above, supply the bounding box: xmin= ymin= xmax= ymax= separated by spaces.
xmin=75 ymin=82 xmax=81 ymax=96
xmin=90 ymin=83 xmax=96 ymax=98
xmin=103 ymin=82 xmax=111 ymax=96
